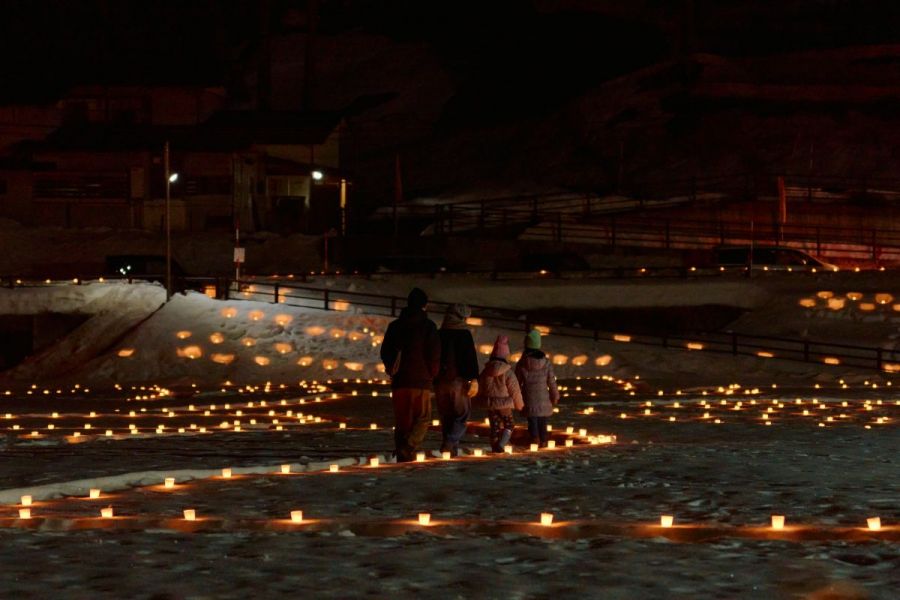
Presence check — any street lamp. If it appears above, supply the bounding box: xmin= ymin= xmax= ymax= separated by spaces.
xmin=311 ymin=169 xmax=324 ymax=181
xmin=164 ymin=142 xmax=179 ymax=301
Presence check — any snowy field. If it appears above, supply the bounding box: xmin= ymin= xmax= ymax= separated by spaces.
xmin=0 ymin=279 xmax=898 ymax=598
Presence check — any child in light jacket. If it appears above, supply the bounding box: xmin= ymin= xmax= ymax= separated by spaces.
xmin=515 ymin=329 xmax=560 ymax=447
xmin=477 ymin=335 xmax=524 ymax=452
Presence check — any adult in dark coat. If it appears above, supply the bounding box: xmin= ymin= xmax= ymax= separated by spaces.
xmin=379 ymin=287 xmax=441 ymax=462
xmin=434 ymin=303 xmax=479 ymax=455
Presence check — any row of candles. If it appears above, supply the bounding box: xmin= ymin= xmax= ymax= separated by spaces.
xmin=10 ymin=502 xmax=887 ymax=533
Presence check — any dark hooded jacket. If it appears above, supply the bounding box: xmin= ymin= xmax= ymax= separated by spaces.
xmin=380 ymin=307 xmax=441 ymax=390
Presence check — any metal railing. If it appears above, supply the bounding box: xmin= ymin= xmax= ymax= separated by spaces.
xmin=224 ymin=279 xmax=900 ymax=373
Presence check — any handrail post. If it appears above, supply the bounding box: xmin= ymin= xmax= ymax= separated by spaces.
xmin=323 ymin=289 xmax=330 ymax=311
xmin=273 ymin=284 xmax=280 ymax=304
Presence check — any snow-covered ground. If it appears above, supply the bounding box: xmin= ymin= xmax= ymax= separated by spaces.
xmin=0 ymin=276 xmax=897 ymax=598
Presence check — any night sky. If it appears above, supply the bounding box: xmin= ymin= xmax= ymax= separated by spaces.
xmin=4 ymin=0 xmax=900 ymax=111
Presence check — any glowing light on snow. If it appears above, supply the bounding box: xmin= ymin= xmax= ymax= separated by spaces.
xmin=322 ymin=359 xmax=338 ymax=370
xmin=613 ymin=334 xmax=631 ymax=343
xmin=305 ymin=326 xmax=326 ymax=336
xmin=209 ymin=333 xmax=225 ymax=344
xmin=875 ymin=293 xmax=893 ymax=304
xmin=771 ymin=515 xmax=785 ymax=530
xmin=177 ymin=345 xmax=202 ymax=359
xmin=846 ymin=292 xmax=863 ymax=301
xmin=465 ymin=317 xmax=483 ymax=326
xmin=240 ymin=338 xmax=256 ymax=347
xmin=827 ymin=298 xmax=845 ymax=310
xmin=859 ymin=302 xmax=876 ymax=312
xmin=552 ymin=354 xmax=568 ymax=365
xmin=273 ymin=342 xmax=292 ymax=354
xmin=540 ymin=513 xmax=554 ymax=526
xmin=254 ymin=356 xmax=271 ymax=366
xmin=211 ymin=353 xmax=235 ymax=365
xmin=571 ymin=355 xmax=588 ymax=366
xmin=344 ymin=362 xmax=364 ymax=371
xmin=478 ymin=344 xmax=493 ymax=355
xmin=274 ymin=314 xmax=293 ymax=326
xmin=332 ymin=301 xmax=350 ymax=312
xmin=418 ymin=513 xmax=431 ymax=526
xmin=117 ymin=348 xmax=135 ymax=357
xmin=248 ymin=310 xmax=265 ymax=321
xmin=798 ymin=298 xmax=816 ymax=308
xmin=816 ymin=291 xmax=833 ymax=299
xmin=176 ymin=331 xmax=192 ymax=339
xmin=823 ymin=357 xmax=841 ymax=365
xmin=757 ymin=351 xmax=775 ymax=358
xmin=220 ymin=308 xmax=238 ymax=318
xmin=595 ymin=355 xmax=612 ymax=366
xmin=297 ymin=356 xmax=314 ymax=367
xmin=686 ymin=342 xmax=704 ymax=351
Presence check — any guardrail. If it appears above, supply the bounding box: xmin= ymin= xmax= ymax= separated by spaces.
xmin=224 ymin=279 xmax=900 ymax=374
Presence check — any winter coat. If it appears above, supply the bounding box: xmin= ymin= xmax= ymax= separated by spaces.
xmin=477 ymin=358 xmax=524 ymax=411
xmin=436 ymin=328 xmax=479 ymax=383
xmin=380 ymin=307 xmax=441 ymax=390
xmin=515 ymin=349 xmax=560 ymax=417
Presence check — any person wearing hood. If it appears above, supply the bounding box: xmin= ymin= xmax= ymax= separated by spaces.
xmin=515 ymin=329 xmax=560 ymax=447
xmin=379 ymin=287 xmax=441 ymax=462
xmin=477 ymin=335 xmax=524 ymax=452
xmin=434 ymin=303 xmax=480 ymax=455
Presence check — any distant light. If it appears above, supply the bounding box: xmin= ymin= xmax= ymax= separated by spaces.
xmin=168 ymin=173 xmax=179 ymax=183
xmin=311 ymin=170 xmax=324 ymax=181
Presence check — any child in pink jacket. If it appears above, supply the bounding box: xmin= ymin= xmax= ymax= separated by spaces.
xmin=477 ymin=335 xmax=524 ymax=452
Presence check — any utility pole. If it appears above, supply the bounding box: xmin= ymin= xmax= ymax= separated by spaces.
xmin=164 ymin=140 xmax=172 ymax=301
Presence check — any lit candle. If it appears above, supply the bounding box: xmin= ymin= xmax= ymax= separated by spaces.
xmin=183 ymin=509 xmax=196 ymax=521
xmin=369 ymin=457 xmax=379 ymax=467
xmin=89 ymin=488 xmax=101 ymax=499
xmin=771 ymin=515 xmax=785 ymax=530
xmin=339 ymin=423 xmax=347 ymax=429
xmin=290 ymin=510 xmax=304 ymax=523
xmin=565 ymin=439 xmax=574 ymax=447
xmin=473 ymin=448 xmax=484 ymax=457
xmin=660 ymin=515 xmax=674 ymax=528
xmin=547 ymin=440 xmax=556 ymax=449
xmin=18 ymin=508 xmax=31 ymax=519
xmin=222 ymin=468 xmax=232 ymax=478
xmin=100 ymin=507 xmax=114 ymax=518
xmin=20 ymin=495 xmax=32 ymax=506
xmin=540 ymin=512 xmax=554 ymax=526
xmin=867 ymin=517 xmax=881 ymax=531
xmin=441 ymin=451 xmax=451 ymax=460
xmin=281 ymin=464 xmax=291 ymax=474
xmin=164 ymin=478 xmax=175 ymax=488
xmin=431 ymin=419 xmax=440 ymax=427
xmin=566 ymin=426 xmax=574 ymax=434
xmin=503 ymin=445 xmax=513 ymax=454
xmin=529 ymin=443 xmax=539 ymax=452
xmin=418 ymin=513 xmax=431 ymax=526
xmin=416 ymin=452 xmax=426 ymax=462
xmin=578 ymin=428 xmax=587 ymax=436
xmin=329 ymin=464 xmax=340 ymax=473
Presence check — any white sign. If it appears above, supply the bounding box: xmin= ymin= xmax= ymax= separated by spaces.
xmin=233 ymin=247 xmax=246 ymax=263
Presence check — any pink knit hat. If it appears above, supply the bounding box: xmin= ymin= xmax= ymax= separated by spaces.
xmin=491 ymin=335 xmax=510 ymax=359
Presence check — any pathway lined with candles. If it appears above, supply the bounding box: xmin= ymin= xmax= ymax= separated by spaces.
xmin=1 ymin=377 xmax=898 ymax=598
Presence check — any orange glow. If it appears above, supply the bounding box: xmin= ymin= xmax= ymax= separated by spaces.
xmin=332 ymin=301 xmax=350 ymax=311
xmin=176 ymin=346 xmax=203 ymax=360
xmin=209 ymin=332 xmax=225 ymax=344
xmin=175 ymin=330 xmax=192 ymax=340
xmin=613 ymin=334 xmax=631 ymax=343
xmin=274 ymin=314 xmax=293 ymax=326
xmin=823 ymin=357 xmax=841 ymax=365
xmin=273 ymin=342 xmax=293 ymax=354
xmin=798 ymin=298 xmax=816 ymax=308
xmin=220 ymin=308 xmax=238 ymax=318
xmin=297 ymin=356 xmax=314 ymax=367
xmin=117 ymin=348 xmax=135 ymax=357
xmin=254 ymin=356 xmax=271 ymax=366
xmin=305 ymin=326 xmax=326 ymax=336
xmin=211 ymin=353 xmax=235 ymax=365
xmin=465 ymin=317 xmax=483 ymax=326
xmin=686 ymin=342 xmax=704 ymax=351
xmin=248 ymin=310 xmax=265 ymax=321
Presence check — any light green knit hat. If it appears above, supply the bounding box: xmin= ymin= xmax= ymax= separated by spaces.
xmin=525 ymin=329 xmax=542 ymax=350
